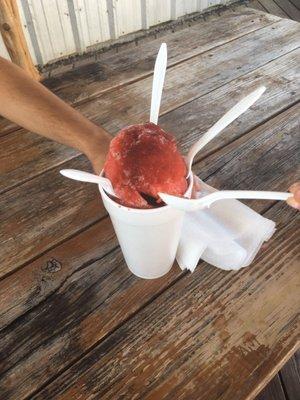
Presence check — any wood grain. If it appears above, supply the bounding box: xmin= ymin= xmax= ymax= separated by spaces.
xmin=254 ymin=374 xmax=286 ymax=400
xmin=43 ymin=8 xmax=279 ymax=105
xmin=1 ymin=21 xmax=299 ymax=194
xmin=0 ymin=60 xmax=299 ymax=275
xmin=279 ymin=352 xmax=300 ymax=400
xmin=0 ymin=79 xmax=297 ymax=326
xmin=0 ymin=104 xmax=298 ymax=400
xmin=289 ymin=0 xmax=300 ymax=11
xmin=160 ymin=49 xmax=299 ymax=156
xmin=0 ymin=155 xmax=105 ymax=278
xmin=1 ymin=102 xmax=298 ymax=327
xmin=295 ymin=349 xmax=300 ymax=369
xmin=0 ymin=118 xmax=19 ymax=137
xmin=273 ymin=0 xmax=300 ymax=21
xmin=194 ymin=103 xmax=300 ymax=193
xmin=0 ymin=218 xmax=117 ymax=329
xmin=0 ymin=10 xmax=299 ymax=400
xmin=0 ymin=98 xmax=298 ymax=324
xmin=250 ymin=1 xmax=268 ymax=12
xmin=31 ymin=204 xmax=299 ymax=400
xmin=0 ymin=131 xmax=80 ymax=193
xmin=258 ymin=0 xmax=290 ymax=19
xmin=0 ymin=7 xmax=278 ymax=139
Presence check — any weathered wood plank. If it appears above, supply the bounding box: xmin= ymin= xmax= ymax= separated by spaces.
xmin=295 ymin=349 xmax=300 ymax=370
xmin=1 ymin=21 xmax=299 ymax=194
xmin=30 ymin=204 xmax=300 ymax=400
xmin=0 ymin=155 xmax=104 ymax=277
xmin=279 ymin=351 xmax=300 ymax=400
xmin=0 ymin=48 xmax=299 ymax=278
xmin=0 ymin=9 xmax=298 ymax=398
xmin=273 ymin=0 xmax=300 ymax=21
xmin=250 ymin=1 xmax=268 ymax=12
xmin=256 ymin=374 xmax=286 ymax=400
xmin=0 ymin=131 xmax=80 ymax=193
xmin=289 ymin=0 xmax=300 ymax=11
xmin=0 ymin=56 xmax=299 ymax=325
xmin=194 ymin=103 xmax=300 ymax=194
xmin=0 ymin=7 xmax=275 ymax=139
xmin=0 ymin=105 xmax=298 ymax=400
xmin=2 ymin=64 xmax=296 ymax=322
xmin=258 ymin=0 xmax=290 ymax=18
xmin=0 ymin=118 xmax=19 ymax=137
xmin=0 ymin=249 xmax=184 ymax=399
xmin=0 ymin=217 xmax=117 ymax=329
xmin=161 ymin=49 xmax=299 ymax=156
xmin=0 ymin=8 xmax=279 ymax=139
xmin=5 ymin=97 xmax=298 ymax=325
xmin=43 ymin=8 xmax=279 ymax=105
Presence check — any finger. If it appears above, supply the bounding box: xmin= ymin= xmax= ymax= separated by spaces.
xmin=288 ymin=182 xmax=300 ymax=193
xmin=293 ymin=188 xmax=300 ymax=202
xmin=286 ymin=196 xmax=300 ymax=210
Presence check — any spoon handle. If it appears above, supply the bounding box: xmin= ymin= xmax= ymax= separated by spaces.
xmin=187 ymin=86 xmax=266 ymax=174
xmin=60 ymin=169 xmax=104 ymax=184
xmin=150 ymin=43 xmax=167 ymax=125
xmin=60 ymin=169 xmax=118 ymax=197
xmin=158 ymin=189 xmax=292 ymax=212
xmin=206 ymin=190 xmax=292 ymax=205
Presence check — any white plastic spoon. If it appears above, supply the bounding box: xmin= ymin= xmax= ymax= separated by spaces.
xmin=150 ymin=43 xmax=167 ymax=124
xmin=60 ymin=169 xmax=118 ymax=198
xmin=159 ymin=190 xmax=292 ymax=212
xmin=186 ymin=86 xmax=266 ymax=178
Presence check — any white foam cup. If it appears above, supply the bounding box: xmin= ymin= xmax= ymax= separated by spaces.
xmin=99 ymin=173 xmax=193 ymax=279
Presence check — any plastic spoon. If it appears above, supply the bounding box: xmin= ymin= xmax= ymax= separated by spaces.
xmin=150 ymin=43 xmax=167 ymax=124
xmin=159 ymin=190 xmax=292 ymax=212
xmin=186 ymin=86 xmax=266 ymax=178
xmin=60 ymin=169 xmax=118 ymax=198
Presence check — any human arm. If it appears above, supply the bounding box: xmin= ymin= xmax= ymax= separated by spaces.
xmin=0 ymin=56 xmax=111 ymax=173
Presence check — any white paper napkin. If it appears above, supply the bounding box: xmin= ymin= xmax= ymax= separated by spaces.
xmin=176 ymin=177 xmax=276 ymax=271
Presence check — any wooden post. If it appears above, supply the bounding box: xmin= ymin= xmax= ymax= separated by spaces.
xmin=0 ymin=0 xmax=40 ymax=80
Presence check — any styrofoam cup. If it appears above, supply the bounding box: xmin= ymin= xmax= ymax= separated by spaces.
xmin=99 ymin=174 xmax=193 ymax=279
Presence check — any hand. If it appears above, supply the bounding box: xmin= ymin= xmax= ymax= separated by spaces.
xmin=287 ymin=182 xmax=300 ymax=210
xmin=84 ymin=127 xmax=111 ymax=175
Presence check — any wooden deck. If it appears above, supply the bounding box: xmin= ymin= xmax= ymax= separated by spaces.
xmin=248 ymin=1 xmax=300 ymax=399
xmin=256 ymin=351 xmax=300 ymax=400
xmin=0 ymin=5 xmax=299 ymax=400
xmin=249 ymin=0 xmax=300 ymax=21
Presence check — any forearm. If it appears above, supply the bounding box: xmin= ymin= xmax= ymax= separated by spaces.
xmin=0 ymin=56 xmax=111 ymax=170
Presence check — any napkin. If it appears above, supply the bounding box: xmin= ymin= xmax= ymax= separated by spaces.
xmin=176 ymin=177 xmax=276 ymax=271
